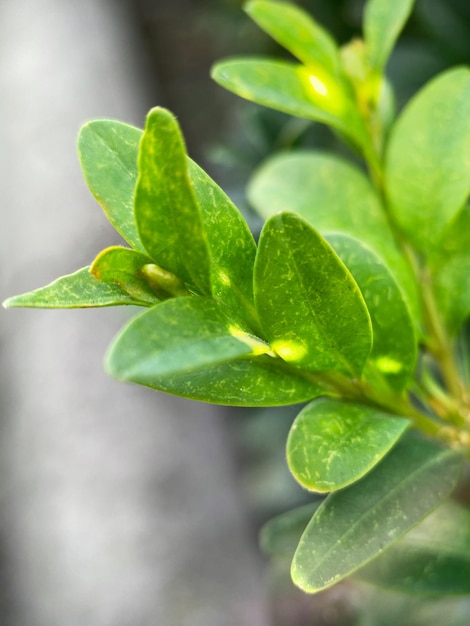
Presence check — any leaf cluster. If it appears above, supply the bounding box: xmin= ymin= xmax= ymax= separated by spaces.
xmin=4 ymin=0 xmax=470 ymax=600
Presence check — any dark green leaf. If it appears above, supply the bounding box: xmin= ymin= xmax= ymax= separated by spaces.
xmin=107 ymin=295 xmax=326 ymax=405
xmin=90 ymin=246 xmax=161 ymax=305
xmin=78 ymin=120 xmax=144 ymax=251
xmin=287 ymin=398 xmax=409 ymax=492
xmin=134 ymin=107 xmax=211 ymax=295
xmin=3 ymin=267 xmax=148 ymax=309
xmin=139 ymin=355 xmax=327 ymax=406
xmin=356 ymin=500 xmax=470 ymax=596
xmin=245 ymin=0 xmax=342 ymax=76
xmin=385 ymin=68 xmax=470 ymax=254
xmin=254 ymin=212 xmax=372 ymax=376
xmin=248 ymin=151 xmax=420 ymax=326
xmin=291 ymin=437 xmax=463 ymax=593
xmin=107 ymin=296 xmax=268 ymax=379
xmin=260 ymin=502 xmax=320 ymax=559
xmin=211 ymin=58 xmax=366 ymax=148
xmin=327 ymin=234 xmax=417 ymax=390
xmin=364 ymin=0 xmax=415 ymax=70
xmin=187 ymin=160 xmax=258 ymax=327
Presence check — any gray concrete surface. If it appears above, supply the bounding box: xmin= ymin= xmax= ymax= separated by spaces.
xmin=0 ymin=1 xmax=269 ymax=624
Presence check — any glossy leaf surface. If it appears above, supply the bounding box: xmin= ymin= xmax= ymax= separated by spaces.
xmin=78 ymin=120 xmax=144 ymax=251
xmin=135 ymin=356 xmax=327 ymax=406
xmin=356 ymin=500 xmax=470 ymax=596
xmin=90 ymin=246 xmax=161 ymax=305
xmin=187 ymin=159 xmax=257 ymax=327
xmin=254 ymin=213 xmax=372 ymax=376
xmin=287 ymin=398 xmax=409 ymax=492
xmin=107 ymin=295 xmax=326 ymax=405
xmin=385 ymin=68 xmax=470 ymax=253
xmin=291 ymin=438 xmax=463 ymax=593
xmin=211 ymin=59 xmax=366 ymax=147
xmin=328 ymin=234 xmax=417 ymax=390
xmin=364 ymin=0 xmax=415 ymax=70
xmin=245 ymin=0 xmax=341 ymax=75
xmin=248 ymin=151 xmax=419 ymax=325
xmin=3 ymin=268 xmax=148 ymax=309
xmin=134 ymin=108 xmax=211 ymax=295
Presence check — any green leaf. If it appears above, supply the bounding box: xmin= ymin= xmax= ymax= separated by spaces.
xmin=211 ymin=58 xmax=366 ymax=148
xmin=248 ymin=151 xmax=420 ymax=327
xmin=139 ymin=356 xmax=327 ymax=406
xmin=287 ymin=398 xmax=409 ymax=492
xmin=107 ymin=295 xmax=326 ymax=405
xmin=107 ymin=296 xmax=267 ymax=378
xmin=90 ymin=246 xmax=162 ymax=305
xmin=245 ymin=0 xmax=342 ymax=76
xmin=134 ymin=107 xmax=211 ymax=295
xmin=327 ymin=234 xmax=417 ymax=390
xmin=364 ymin=0 xmax=415 ymax=70
xmin=430 ymin=206 xmax=470 ymax=334
xmin=385 ymin=67 xmax=470 ymax=254
xmin=291 ymin=437 xmax=463 ymax=593
xmin=260 ymin=502 xmax=320 ymax=559
xmin=356 ymin=500 xmax=470 ymax=596
xmin=187 ymin=160 xmax=258 ymax=327
xmin=3 ymin=267 xmax=149 ymax=309
xmin=78 ymin=120 xmax=144 ymax=251
xmin=254 ymin=212 xmax=372 ymax=376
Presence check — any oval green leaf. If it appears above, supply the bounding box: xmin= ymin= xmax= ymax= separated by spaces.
xmin=254 ymin=212 xmax=372 ymax=376
xmin=287 ymin=398 xmax=410 ymax=492
xmin=78 ymin=120 xmax=144 ymax=251
xmin=385 ymin=67 xmax=470 ymax=254
xmin=245 ymin=0 xmax=342 ymax=76
xmin=106 ymin=295 xmax=326 ymax=405
xmin=134 ymin=108 xmax=211 ymax=295
xmin=248 ymin=150 xmax=420 ymax=327
xmin=364 ymin=0 xmax=415 ymax=70
xmin=3 ymin=267 xmax=151 ymax=309
xmin=211 ymin=58 xmax=366 ymax=148
xmin=327 ymin=234 xmax=417 ymax=390
xmin=356 ymin=500 xmax=470 ymax=596
xmin=141 ymin=355 xmax=327 ymax=406
xmin=291 ymin=437 xmax=463 ymax=593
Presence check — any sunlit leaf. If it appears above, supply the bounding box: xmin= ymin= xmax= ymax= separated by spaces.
xmin=364 ymin=0 xmax=415 ymax=70
xmin=254 ymin=212 xmax=372 ymax=376
xmin=245 ymin=0 xmax=342 ymax=76
xmin=212 ymin=58 xmax=366 ymax=148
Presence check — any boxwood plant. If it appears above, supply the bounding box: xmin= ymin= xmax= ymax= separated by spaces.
xmin=5 ymin=0 xmax=470 ymax=598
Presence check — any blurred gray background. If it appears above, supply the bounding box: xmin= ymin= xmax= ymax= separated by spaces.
xmin=1 ymin=1 xmax=470 ymax=625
